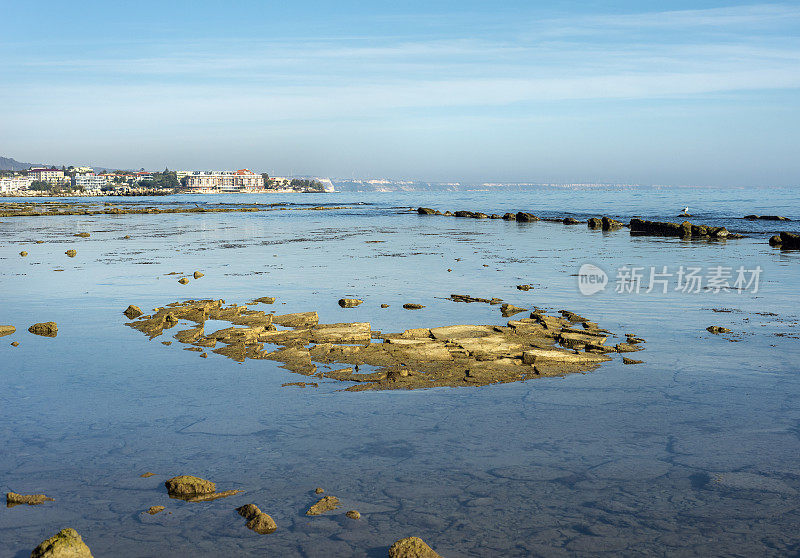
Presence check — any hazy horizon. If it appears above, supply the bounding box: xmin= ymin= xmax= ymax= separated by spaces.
xmin=3 ymin=1 xmax=799 ymax=187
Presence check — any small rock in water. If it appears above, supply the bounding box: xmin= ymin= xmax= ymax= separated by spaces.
xmin=588 ymin=218 xmax=602 ymax=229
xmin=0 ymin=325 xmax=15 ymax=337
xmin=28 ymin=322 xmax=58 ymax=337
xmin=140 ymin=472 xmax=156 ymax=478
xmin=123 ymin=235 xmax=131 ymax=239
xmin=707 ymin=326 xmax=732 ymax=334
xmin=388 ymin=536 xmax=442 ymax=558
xmin=306 ymin=495 xmax=340 ymax=515
xmin=164 ymin=475 xmax=215 ymax=497
xmin=31 ymin=528 xmax=93 ymax=558
xmin=500 ymin=303 xmax=527 ymax=317
xmin=236 ymin=504 xmax=277 ymax=534
xmin=65 ymin=249 xmax=77 ymax=257
xmin=124 ymin=305 xmax=143 ymax=319
xmin=74 ymin=232 xmax=90 ymax=238
xmin=563 ymin=217 xmax=581 ymax=225
xmin=146 ymin=506 xmax=165 ymax=515
xmin=314 ymin=487 xmax=325 ymax=494
xmin=381 ymin=304 xmax=390 ymax=308
xmin=338 ymin=298 xmax=364 ymax=308
xmin=251 ymin=296 xmax=276 ymax=304
xmin=346 ymin=510 xmax=361 ymax=519
xmin=11 ymin=341 xmax=19 ymax=347
xmin=6 ymin=491 xmax=54 ymax=506
xmin=19 ymin=251 xmax=27 ymax=257
xmin=622 ymin=357 xmax=644 ymax=365
xmin=193 ymin=271 xmax=204 ymax=279
xmin=516 ymin=284 xmax=532 ymax=291
xmin=402 ymin=303 xmax=424 ymax=310
xmin=178 ymin=277 xmax=189 ymax=285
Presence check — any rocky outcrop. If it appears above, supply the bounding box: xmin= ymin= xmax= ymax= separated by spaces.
xmin=417 ymin=207 xmax=437 ymax=215
xmin=338 ymin=298 xmax=364 ymax=308
xmin=31 ymin=528 xmax=92 ymax=558
xmin=0 ymin=325 xmax=15 ymax=337
xmin=601 ymin=217 xmax=624 ymax=231
xmin=500 ymin=303 xmax=527 ymax=317
xmin=516 ymin=212 xmax=539 ymax=222
xmin=563 ymin=217 xmax=580 ymax=225
xmin=744 ymin=215 xmax=790 ymax=221
xmin=630 ymin=218 xmax=730 ymax=239
xmin=123 ymin=305 xmax=143 ymax=319
xmin=388 ymin=537 xmax=442 ymax=558
xmin=769 ymin=232 xmax=800 ymax=249
xmin=587 ymin=218 xmax=602 ymax=229
xmin=306 ymin=495 xmax=340 ymax=515
xmin=28 ymin=322 xmax=58 ymax=337
xmin=502 ymin=212 xmax=516 ymax=220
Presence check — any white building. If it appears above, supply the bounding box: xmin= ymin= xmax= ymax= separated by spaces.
xmin=0 ymin=176 xmax=34 ymax=193
xmin=185 ymin=169 xmax=263 ymax=192
xmin=73 ymin=174 xmax=107 ymax=191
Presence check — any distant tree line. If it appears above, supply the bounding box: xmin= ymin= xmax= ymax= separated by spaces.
xmin=290 ymin=178 xmax=325 ymax=192
xmin=138 ymin=168 xmax=179 ymax=190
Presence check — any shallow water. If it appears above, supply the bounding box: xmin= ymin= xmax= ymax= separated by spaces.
xmin=1 ymin=188 xmax=799 ymax=557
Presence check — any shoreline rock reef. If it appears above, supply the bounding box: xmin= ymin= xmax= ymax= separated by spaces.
xmin=124 ymin=298 xmax=643 ymax=391
xmin=416 ymin=207 xmax=750 ymax=242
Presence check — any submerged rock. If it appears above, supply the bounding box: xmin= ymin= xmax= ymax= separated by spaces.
xmin=306 ymin=496 xmax=340 ymax=515
xmin=6 ymin=492 xmax=54 ymax=507
xmin=146 ymin=506 xmax=165 ymax=515
xmin=622 ymin=358 xmax=644 ymax=365
xmin=31 ymin=528 xmax=92 ymax=558
xmin=140 ymin=472 xmax=156 ymax=478
xmin=28 ymin=322 xmax=58 ymax=337
xmin=516 ymin=285 xmax=532 ymax=291
xmin=388 ymin=536 xmax=442 ymax=558
xmin=0 ymin=325 xmax=15 ymax=337
xmin=707 ymin=326 xmax=733 ymax=334
xmin=123 ymin=305 xmax=143 ymax=319
xmin=744 ymin=214 xmax=790 ymax=221
xmin=65 ymin=249 xmax=77 ymax=257
xmin=237 ymin=504 xmax=277 ymax=534
xmin=338 ymin=298 xmax=364 ymax=308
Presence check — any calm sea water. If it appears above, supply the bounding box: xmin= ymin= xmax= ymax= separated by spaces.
xmin=1 ymin=187 xmax=799 ymax=557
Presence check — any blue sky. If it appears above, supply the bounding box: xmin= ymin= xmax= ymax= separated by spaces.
xmin=2 ymin=1 xmax=799 ymax=185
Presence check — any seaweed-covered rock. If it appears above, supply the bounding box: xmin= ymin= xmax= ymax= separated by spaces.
xmin=745 ymin=215 xmax=790 ymax=221
xmin=6 ymin=491 xmax=54 ymax=506
xmin=516 ymin=212 xmax=538 ymax=222
xmin=123 ymin=305 xmax=143 ymax=319
xmin=417 ymin=207 xmax=437 ymax=215
xmin=306 ymin=495 xmax=340 ymax=515
xmin=502 ymin=212 xmax=516 ymax=220
xmin=775 ymin=232 xmax=800 ymax=249
xmin=31 ymin=528 xmax=92 ymax=558
xmin=28 ymin=322 xmax=58 ymax=337
xmin=388 ymin=536 xmax=442 ymax=558
xmin=587 ymin=218 xmax=602 ymax=229
xmin=601 ymin=216 xmax=624 ymax=231
xmin=236 ymin=504 xmax=277 ymax=534
xmin=164 ymin=475 xmax=215 ymax=497
xmin=563 ymin=217 xmax=580 ymax=225
xmin=338 ymin=298 xmax=364 ymax=308
xmin=346 ymin=510 xmax=361 ymax=519
xmin=707 ymin=326 xmax=732 ymax=334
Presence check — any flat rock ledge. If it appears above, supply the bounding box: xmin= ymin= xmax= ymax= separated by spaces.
xmin=389 ymin=536 xmax=442 ymax=558
xmin=306 ymin=496 xmax=340 ymax=516
xmin=31 ymin=528 xmax=92 ymax=558
xmin=124 ymin=299 xmax=644 ymax=391
xmin=164 ymin=475 xmax=242 ymax=502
